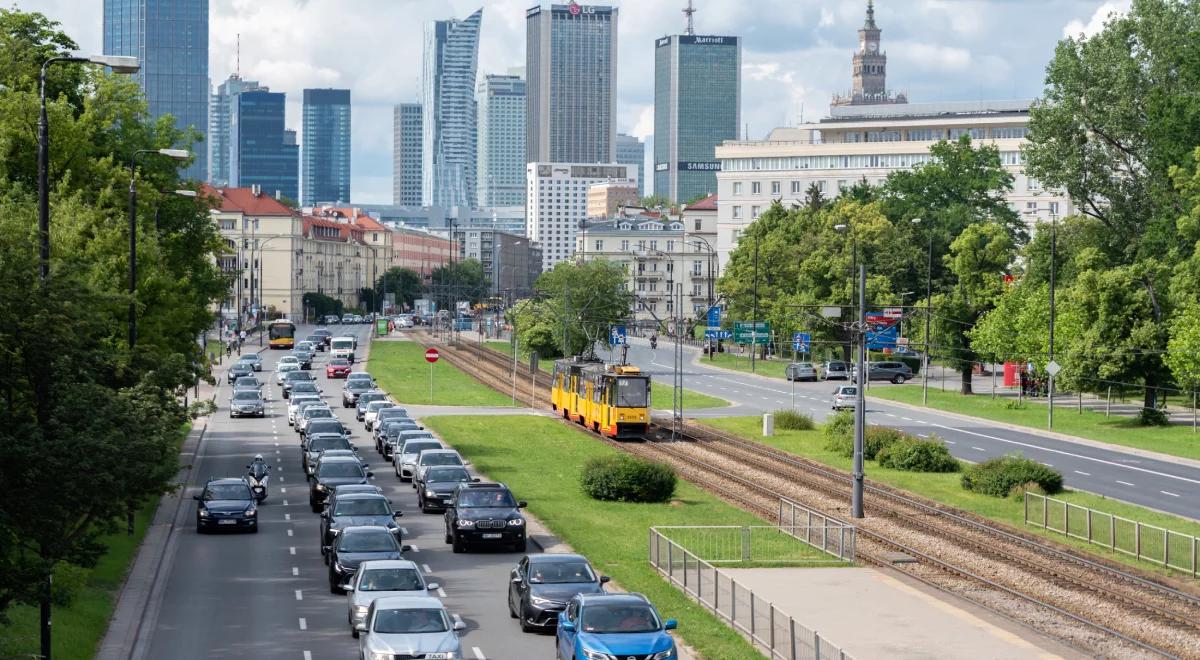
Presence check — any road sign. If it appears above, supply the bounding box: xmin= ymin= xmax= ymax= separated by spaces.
xmin=865 ymin=313 xmax=899 ymax=351
xmin=792 ymin=331 xmax=810 ymax=353
xmin=733 ymin=321 xmax=770 ymax=345
xmin=425 ymin=348 xmax=440 ymax=363
xmin=705 ymin=329 xmax=732 ymax=340
xmin=706 ymin=306 xmax=722 ymax=328
xmin=1045 ymin=360 xmax=1061 ymax=377
xmin=608 ymin=325 xmax=627 ymax=346
xmin=883 ymin=307 xmax=904 ymax=319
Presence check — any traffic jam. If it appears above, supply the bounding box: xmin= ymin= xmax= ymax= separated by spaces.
xmin=211 ymin=321 xmax=680 ymax=660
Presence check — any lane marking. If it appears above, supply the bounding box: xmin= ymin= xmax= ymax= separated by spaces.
xmin=280 ymin=488 xmax=286 ymax=493
xmin=400 ymin=527 xmax=409 ymax=535
xmin=284 ymin=513 xmax=291 ymax=521
xmin=287 ymin=529 xmax=293 ymax=537
xmin=422 ymin=563 xmax=432 ymax=574
xmin=1161 ymin=490 xmax=1181 ymax=497
xmin=283 ymin=500 xmax=289 ymax=506
xmin=289 ymin=546 xmax=296 ymax=555
xmin=901 ymin=416 xmax=912 ymax=421
xmin=408 ymin=543 xmax=419 ymax=553
xmin=472 ymin=648 xmax=485 ymax=660
xmin=437 ymin=586 xmax=447 ymax=598
xmin=1041 ymin=462 xmax=1054 ymax=467
xmin=298 ymin=618 xmax=306 ymax=630
xmin=1074 ymin=471 xmax=1091 ymax=477
xmin=304 ymin=652 xmax=312 ymax=660
xmin=294 ymin=589 xmax=303 ymax=601
xmin=292 ymin=567 xmax=299 ymax=576
xmin=971 ymin=446 xmax=986 ymax=452
xmin=1117 ymin=481 xmax=1135 ymax=487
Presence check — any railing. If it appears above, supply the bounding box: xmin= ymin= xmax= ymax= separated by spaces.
xmin=778 ymin=498 xmax=857 ymax=563
xmin=1024 ymin=492 xmax=1198 ymax=578
xmin=650 ymin=528 xmax=851 ymax=660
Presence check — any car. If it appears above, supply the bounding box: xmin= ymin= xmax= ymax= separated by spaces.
xmin=288 ymin=380 xmax=321 ymax=400
xmin=304 ymin=433 xmax=357 ymax=475
xmin=296 ymin=340 xmax=317 ymax=352
xmin=343 ymin=380 xmax=375 ymax=407
xmin=509 ymin=554 xmax=610 ymax=632
xmin=325 ymin=525 xmax=407 ymax=594
xmin=292 ymin=348 xmax=313 ymax=370
xmin=396 ymin=315 xmax=414 ymax=329
xmin=347 ymin=371 xmax=374 ymax=383
xmin=281 ymin=370 xmax=316 ymax=397
xmin=324 ymin=483 xmax=384 ymax=516
xmin=194 ymin=478 xmax=258 ymax=533
xmin=831 ymin=384 xmax=858 ymax=411
xmin=852 ymin=361 xmax=913 ymax=384
xmin=822 ymin=360 xmax=850 ymax=380
xmin=387 ymin=430 xmax=436 ymax=465
xmin=412 ymin=449 xmax=465 ymax=487
xmin=556 ymin=593 xmax=677 ymax=660
xmin=229 ymin=389 xmax=265 ymax=418
xmin=785 ymin=362 xmax=818 ymax=382
xmin=416 ymin=466 xmax=475 ymax=513
xmin=342 ymin=313 xmax=357 ymax=324
xmin=358 ymin=595 xmax=464 ymax=658
xmin=344 ymin=560 xmax=437 ymax=638
xmin=226 ymin=361 xmax=254 ymax=384
xmin=237 ymin=353 xmax=263 ymax=371
xmin=443 ymin=482 xmax=526 ymax=553
xmin=288 ymin=393 xmax=322 ymax=425
xmin=278 ymin=354 xmax=301 ymax=368
xmin=310 ymin=455 xmax=373 ymax=512
xmin=297 ymin=406 xmax=336 ymax=435
xmin=233 ymin=375 xmax=263 ymax=392
xmin=302 ymin=420 xmax=350 ymax=448
xmin=394 ymin=438 xmax=444 ymax=480
xmin=324 ymin=315 xmax=341 ymax=325
xmin=276 ymin=362 xmax=300 ymax=384
xmin=304 ymin=334 xmax=326 ymax=351
xmin=330 ymin=336 xmax=357 ymax=362
xmin=355 ymin=391 xmax=388 ymax=419
xmin=326 ymin=358 xmax=353 ymax=379
xmin=373 ymin=408 xmax=413 ymax=449
xmin=379 ymin=421 xmax=422 ymax=457
xmin=320 ymin=493 xmax=404 ymax=551
xmin=363 ymin=401 xmax=395 ymax=430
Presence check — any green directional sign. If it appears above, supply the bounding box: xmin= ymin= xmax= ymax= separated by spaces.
xmin=733 ymin=321 xmax=771 ymax=345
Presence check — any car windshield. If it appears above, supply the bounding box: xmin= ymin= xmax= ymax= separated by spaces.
xmin=420 ymin=453 xmax=461 ymax=466
xmin=581 ymin=604 xmax=661 ymax=633
xmin=359 ymin=568 xmax=422 ymax=592
xmin=279 ymin=364 xmax=298 ymax=371
xmin=235 ymin=377 xmax=258 ymax=386
xmin=318 ymin=462 xmax=364 ymax=478
xmin=238 ymin=355 xmax=258 ymax=362
xmin=372 ymin=608 xmax=449 ymax=634
xmin=368 ymin=402 xmax=391 ymax=412
xmin=305 ymin=408 xmax=333 ymax=419
xmin=338 ymin=531 xmax=397 ymax=553
xmin=348 ymin=373 xmax=372 ymax=381
xmin=457 ymin=490 xmax=516 ymax=507
xmin=793 ymin=363 xmax=814 ymax=369
xmin=330 ymin=359 xmax=350 ymax=366
xmin=838 ymin=387 xmax=857 ymax=396
xmin=614 ymin=376 xmax=649 ymax=407
xmin=285 ymin=372 xmax=311 ymax=381
xmin=204 ymin=484 xmax=252 ymax=501
xmin=233 ymin=391 xmax=259 ymax=401
xmin=334 ymin=499 xmax=390 ymax=516
xmin=331 ymin=340 xmax=353 ymax=349
xmin=402 ymin=442 xmax=440 ymax=457
xmin=348 ymin=382 xmax=372 ymax=392
xmin=291 ymin=383 xmax=317 ymax=393
xmin=307 ymin=421 xmax=345 ymax=435
xmin=529 ymin=561 xmax=596 ymax=584
xmin=358 ymin=394 xmax=384 ymax=405
xmin=309 ymin=436 xmax=351 ymax=452
xmin=426 ymin=468 xmax=470 ymax=483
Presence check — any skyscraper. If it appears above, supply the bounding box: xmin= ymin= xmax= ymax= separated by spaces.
xmin=615 ymin=133 xmax=645 ymax=198
xmin=526 ymin=3 xmax=618 ymax=164
xmin=103 ymin=0 xmax=209 ymax=180
xmin=422 ymin=9 xmax=483 ymax=208
xmin=209 ymin=74 xmax=264 ymax=186
xmin=230 ymin=90 xmax=299 ymax=202
xmin=302 ymin=88 xmax=352 ymax=205
xmin=476 ymin=74 xmax=527 ymax=207
xmin=832 ymin=0 xmax=906 ymax=107
xmin=393 ymin=103 xmax=424 ymax=206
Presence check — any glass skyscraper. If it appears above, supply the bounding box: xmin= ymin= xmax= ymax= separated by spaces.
xmin=393 ymin=103 xmax=423 ymax=207
xmin=422 ymin=9 xmax=483 ymax=208
xmin=476 ymin=74 xmax=526 ymax=207
xmin=208 ymin=75 xmax=264 ymax=186
xmin=653 ymin=34 xmax=740 ymax=204
xmin=615 ymin=133 xmax=644 ymax=198
xmin=230 ymin=90 xmax=299 ymax=202
xmin=526 ymin=4 xmax=618 ymax=164
xmin=302 ymin=88 xmax=351 ymax=206
xmin=103 ymin=0 xmax=209 ymax=181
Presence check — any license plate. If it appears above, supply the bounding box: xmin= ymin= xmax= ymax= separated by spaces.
xmin=218 ymin=519 xmax=236 ymax=525
xmin=481 ymin=533 xmax=501 ymax=539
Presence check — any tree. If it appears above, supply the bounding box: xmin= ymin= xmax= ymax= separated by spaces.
xmin=375 ymin=267 xmax=422 ymax=310
xmin=532 ymin=259 xmax=634 ymax=357
xmin=507 ymin=298 xmax=561 ymax=359
xmin=638 ymin=194 xmax=672 ymax=210
xmin=303 ymin=292 xmax=343 ymax=321
xmin=428 ymin=258 xmax=488 ymax=311
xmin=803 ymin=182 xmax=826 ymax=211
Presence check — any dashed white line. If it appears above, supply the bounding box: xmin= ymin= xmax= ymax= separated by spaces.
xmin=284 ymin=513 xmax=291 ymax=521
xmin=303 ymin=651 xmax=312 ymax=660
xmin=1073 ymin=471 xmax=1091 ymax=477
xmin=282 ymin=500 xmax=289 ymax=506
xmin=280 ymin=488 xmax=287 ymax=493
xmin=298 ymin=618 xmax=307 ymax=630
xmin=901 ymin=417 xmax=913 ymax=421
xmin=400 ymin=527 xmax=409 ymax=535
xmin=294 ymin=589 xmax=303 ymax=601
xmin=1116 ymin=481 xmax=1135 ymax=487
xmin=408 ymin=543 xmax=420 ymax=553
xmin=971 ymin=446 xmax=986 ymax=452
xmin=292 ymin=566 xmax=299 ymax=576
xmin=884 ymin=413 xmax=896 ymax=418
xmin=1041 ymin=462 xmax=1054 ymax=468
xmin=1161 ymin=490 xmax=1181 ymax=497
xmin=289 ymin=546 xmax=296 ymax=555
xmin=422 ymin=563 xmax=432 ymax=574
xmin=472 ymin=647 xmax=485 ymax=660
xmin=287 ymin=529 xmax=293 ymax=537
xmin=437 ymin=586 xmax=447 ymax=598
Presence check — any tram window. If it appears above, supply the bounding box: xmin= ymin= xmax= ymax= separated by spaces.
xmin=614 ymin=378 xmax=648 ymax=407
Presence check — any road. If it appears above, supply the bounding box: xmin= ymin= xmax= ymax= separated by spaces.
xmin=144 ymin=324 xmax=553 ymax=660
xmin=625 ymin=341 xmax=1200 ymax=520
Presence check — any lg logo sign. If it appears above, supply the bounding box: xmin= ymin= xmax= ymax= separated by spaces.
xmin=566 ymin=1 xmax=594 ymax=15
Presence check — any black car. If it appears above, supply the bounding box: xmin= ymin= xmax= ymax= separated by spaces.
xmin=325 ymin=526 xmax=407 ymax=594
xmin=227 ymin=361 xmax=254 ymax=384
xmin=319 ymin=493 xmax=403 ymax=551
xmin=444 ymin=482 xmax=526 ymax=553
xmin=302 ymin=419 xmax=349 ymax=446
xmin=304 ymin=432 xmax=356 ymax=475
xmin=323 ymin=483 xmax=384 ymax=515
xmin=343 ymin=380 xmax=375 ymax=408
xmin=508 ymin=554 xmax=609 ymax=632
xmin=417 ymin=466 xmax=476 ymax=513
xmin=194 ymin=478 xmax=258 ymax=533
xmin=281 ymin=370 xmax=315 ymax=397
xmin=305 ymin=334 xmax=326 ymax=351
xmin=292 ymin=349 xmax=314 ymax=370
xmin=310 ymin=456 xmax=373 ymax=512
xmin=379 ymin=421 xmax=421 ymax=457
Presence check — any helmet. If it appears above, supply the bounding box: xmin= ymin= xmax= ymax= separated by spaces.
xmin=253 ymin=454 xmax=264 ymax=461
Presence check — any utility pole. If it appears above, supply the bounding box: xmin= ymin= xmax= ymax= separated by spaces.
xmin=751 ymin=233 xmax=759 ymax=372
xmin=852 ymin=264 xmax=866 ymax=519
xmin=1048 ymin=216 xmax=1057 ymax=429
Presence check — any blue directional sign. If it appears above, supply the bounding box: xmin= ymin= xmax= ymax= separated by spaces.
xmin=608 ymin=325 xmax=627 ymax=346
xmin=705 ymin=329 xmax=733 ymax=340
xmin=792 ymin=332 xmax=811 ymax=353
xmin=706 ymin=305 xmax=722 ymax=328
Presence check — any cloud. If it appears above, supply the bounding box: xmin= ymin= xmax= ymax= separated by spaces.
xmin=1062 ymin=0 xmax=1131 ymax=39
xmin=894 ymin=42 xmax=973 ymax=73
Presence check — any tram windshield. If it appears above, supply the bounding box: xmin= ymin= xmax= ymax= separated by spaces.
xmin=614 ymin=376 xmax=649 ymax=408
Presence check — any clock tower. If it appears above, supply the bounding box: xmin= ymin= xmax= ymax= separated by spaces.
xmin=834 ymin=1 xmax=906 ymax=107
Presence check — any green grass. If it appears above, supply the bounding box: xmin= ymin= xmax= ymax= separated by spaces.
xmin=368 ymin=340 xmax=513 ymax=407
xmin=651 ymin=387 xmax=729 ymax=411
xmin=701 ymin=416 xmax=1200 ymax=579
xmin=867 ymin=387 xmax=1200 ymax=462
xmin=701 ymin=351 xmax=791 ymax=379
xmin=425 ymin=415 xmax=792 ymax=659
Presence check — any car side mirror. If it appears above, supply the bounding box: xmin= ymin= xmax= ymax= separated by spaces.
xmin=427 ymin=582 xmax=439 ymax=590
xmin=472 ymin=478 xmax=481 ymax=482
xmin=366 ymin=471 xmax=374 ymax=478
xmin=511 ymin=575 xmax=522 ymax=584
xmin=392 ymin=511 xmax=403 ymax=518
xmin=321 ymin=545 xmax=331 ymax=555
xmin=453 ymin=620 xmax=466 ymax=632
xmin=599 ymin=575 xmax=611 ymax=584
xmin=401 ymin=544 xmax=413 ymax=552
xmin=517 ymin=500 xmax=527 ymax=508
xmin=342 ymin=584 xmax=355 ymax=592
xmin=559 ymin=619 xmax=576 ymax=632
xmin=664 ymin=619 xmax=678 ymax=630
xmin=192 ymin=494 xmax=201 ymax=501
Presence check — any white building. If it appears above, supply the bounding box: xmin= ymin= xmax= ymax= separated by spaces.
xmin=526 ymin=162 xmax=637 ymax=271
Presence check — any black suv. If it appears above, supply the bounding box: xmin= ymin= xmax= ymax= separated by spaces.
xmin=319 ymin=492 xmax=403 ymax=553
xmin=417 ymin=466 xmax=476 ymax=513
xmin=325 ymin=525 xmax=406 ymax=594
xmin=194 ymin=478 xmax=258 ymax=533
xmin=444 ymin=482 xmax=526 ymax=553
xmin=309 ymin=456 xmax=373 ymax=512
xmin=227 ymin=361 xmax=253 ymax=384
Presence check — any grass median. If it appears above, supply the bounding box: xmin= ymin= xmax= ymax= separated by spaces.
xmin=425 ymin=414 xmax=795 ymax=658
xmin=701 ymin=416 xmax=1200 ymax=578
xmin=699 ymin=351 xmax=790 ymax=379
xmin=867 ymin=386 xmax=1200 ymax=462
xmin=368 ymin=340 xmax=513 ymax=407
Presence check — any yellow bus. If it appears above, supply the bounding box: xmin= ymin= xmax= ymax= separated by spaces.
xmin=268 ymin=319 xmax=296 ymax=349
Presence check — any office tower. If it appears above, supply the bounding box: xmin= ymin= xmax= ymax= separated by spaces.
xmin=393 ymin=103 xmax=424 ymax=206
xmin=476 ymin=74 xmax=527 ymax=207
xmin=422 ymin=8 xmax=483 ymax=207
xmin=526 ymin=162 xmax=636 ymax=271
xmin=103 ymin=0 xmax=209 ymax=179
xmin=832 ymin=0 xmax=907 ymax=107
xmin=526 ymin=3 xmax=618 ymax=164
xmin=653 ymin=31 xmax=740 ymax=204
xmin=615 ymin=133 xmax=645 ymax=198
xmin=302 ymin=88 xmax=352 ymax=205
xmin=230 ymin=90 xmax=299 ymax=202
xmin=209 ymin=74 xmax=265 ymax=185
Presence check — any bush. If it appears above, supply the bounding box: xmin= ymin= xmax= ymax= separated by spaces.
xmin=1138 ymin=406 xmax=1170 ymax=426
xmin=822 ymin=418 xmax=907 ymax=461
xmin=961 ymin=454 xmax=1063 ymax=497
xmin=774 ymin=409 xmax=814 ymax=431
xmin=580 ymin=455 xmax=677 ymax=503
xmin=877 ymin=437 xmax=960 ymax=472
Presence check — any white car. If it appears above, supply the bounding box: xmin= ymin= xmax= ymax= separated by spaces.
xmin=345 ymin=560 xmax=437 ymax=637
xmin=831 ymin=385 xmax=858 ymax=411
xmin=288 ymin=394 xmax=321 ymax=425
xmin=276 ymin=362 xmax=300 ymax=384
xmin=364 ymin=401 xmax=395 ymax=430
xmin=359 ymin=596 xmax=463 ymax=660
xmin=297 ymin=406 xmax=335 ymax=434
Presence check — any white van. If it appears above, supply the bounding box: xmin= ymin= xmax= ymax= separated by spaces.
xmin=330 ymin=336 xmax=356 ymax=363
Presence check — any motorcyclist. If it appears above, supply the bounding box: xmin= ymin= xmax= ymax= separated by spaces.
xmin=246 ymin=454 xmax=271 ymax=501
xmin=650 ymin=334 xmax=658 ymax=349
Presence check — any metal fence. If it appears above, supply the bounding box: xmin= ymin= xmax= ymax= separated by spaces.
xmin=649 ymin=528 xmax=851 ymax=660
xmin=778 ymin=498 xmax=857 ymax=563
xmin=1024 ymin=492 xmax=1198 ymax=578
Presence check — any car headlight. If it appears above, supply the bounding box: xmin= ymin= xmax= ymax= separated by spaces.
xmin=582 ymin=650 xmax=615 ymax=660
xmin=529 ymin=595 xmax=559 ymax=607
xmin=245 ymin=507 xmax=257 ymax=517
xmin=425 ymin=489 xmax=437 ymax=497
xmin=315 ymin=483 xmax=327 ymax=492
xmin=456 ymin=519 xmax=474 ymax=527
xmin=650 ymin=650 xmax=675 ymax=660
xmin=507 ymin=518 xmax=524 ymax=526
xmin=198 ymin=508 xmax=210 ymax=517
xmin=354 ymin=605 xmax=369 ymax=616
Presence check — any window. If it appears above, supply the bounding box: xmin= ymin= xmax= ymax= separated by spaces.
xmin=732 ymin=182 xmax=743 ymax=195
xmin=1027 ymin=178 xmax=1042 ymax=192
xmin=220 ymin=219 xmax=236 ymax=230
xmin=751 ymin=182 xmax=761 ymax=194
xmin=949 ymin=128 xmax=985 ymax=140
xmin=837 ymin=180 xmax=848 ymax=192
xmin=751 ymin=206 xmax=762 ymax=219
xmin=692 ymin=284 xmax=703 ymax=296
xmin=594 ymin=240 xmax=603 ymax=251
xmin=906 ymin=129 xmax=942 ymax=141
xmin=649 ymin=240 xmax=658 ymax=251
xmin=770 ymin=181 xmax=781 ymax=195
xmin=991 ymin=127 xmax=1028 ymax=140
xmin=731 ymin=229 xmax=742 ymax=242
xmin=692 ymin=260 xmax=703 ymax=275
xmin=620 ymin=240 xmax=630 ymax=250
xmin=666 ymin=262 xmax=674 ymax=272
xmin=666 ymin=300 xmax=673 ymax=313
xmin=866 ymin=131 xmax=901 ymax=142
xmin=666 ymin=240 xmax=674 ymax=252
xmin=817 ymin=180 xmax=827 ymax=192
xmin=637 ymin=240 xmax=646 ymax=250
xmin=1049 ymin=202 xmax=1060 ymax=216
xmin=732 ymin=206 xmax=742 ymax=219
xmin=1026 ymin=201 xmax=1039 ymax=212
xmin=694 ymin=219 xmax=703 ymax=231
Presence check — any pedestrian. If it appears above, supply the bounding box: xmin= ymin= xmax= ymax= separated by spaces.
xmin=239 ymin=329 xmax=247 ymax=348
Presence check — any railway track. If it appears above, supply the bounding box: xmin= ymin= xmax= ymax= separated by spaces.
xmin=419 ymin=334 xmax=1200 ymax=658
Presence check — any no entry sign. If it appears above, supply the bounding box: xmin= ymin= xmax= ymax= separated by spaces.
xmin=425 ymin=348 xmax=440 ymax=363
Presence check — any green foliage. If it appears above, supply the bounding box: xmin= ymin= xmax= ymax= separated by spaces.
xmin=579 ymin=455 xmax=677 ymax=503
xmin=533 ymin=259 xmax=635 ymax=357
xmin=508 ymin=298 xmax=564 ymax=359
xmin=303 ymin=292 xmax=344 ymax=320
xmin=429 ymin=258 xmax=488 ymax=309
xmin=823 ymin=419 xmax=907 ymax=461
xmin=375 ymin=267 xmax=423 ymax=309
xmin=876 ymin=437 xmax=960 ymax=473
xmin=822 ymin=410 xmax=855 ymax=448
xmin=961 ymin=455 xmax=1063 ymax=497
xmin=803 ymin=182 xmax=826 ymax=211
xmin=773 ymin=409 xmax=814 ymax=430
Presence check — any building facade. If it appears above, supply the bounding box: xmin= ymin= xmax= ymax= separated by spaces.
xmin=832 ymin=1 xmax=906 ymax=107
xmin=230 ymin=90 xmax=299 ymax=202
xmin=422 ymin=9 xmax=483 ymax=208
xmin=526 ymin=3 xmax=618 ymax=164
xmin=103 ymin=0 xmax=209 ymax=180
xmin=615 ymin=133 xmax=645 ymax=197
xmin=653 ymin=34 xmax=740 ymax=204
xmin=390 ymin=227 xmax=457 ymax=285
xmin=209 ymin=75 xmax=265 ymax=186
xmin=476 ymin=74 xmax=527 ymax=207
xmin=526 ymin=162 xmax=636 ymax=271
xmin=586 ymin=181 xmax=638 ymax=218
xmin=457 ymin=229 xmax=542 ymax=296
xmin=302 ymin=88 xmax=352 ymax=206
xmin=393 ymin=103 xmax=424 ymax=207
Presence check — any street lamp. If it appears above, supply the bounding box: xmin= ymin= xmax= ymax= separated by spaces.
xmin=39 ymin=54 xmax=140 ymax=280
xmin=641 ymin=245 xmax=684 ymax=439
xmin=688 ymin=237 xmax=718 ymax=359
xmin=911 ymin=218 xmax=934 ymax=405
xmin=252 ymin=235 xmax=283 ymax=346
xmin=835 ymin=222 xmax=866 ymax=519
xmin=128 ymin=149 xmax=190 ymax=349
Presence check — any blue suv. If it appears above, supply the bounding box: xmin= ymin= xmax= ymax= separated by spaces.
xmin=556 ymin=593 xmax=677 ymax=660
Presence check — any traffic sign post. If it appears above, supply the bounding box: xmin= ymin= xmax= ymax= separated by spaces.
xmin=608 ymin=325 xmax=627 ymax=347
xmin=733 ymin=321 xmax=770 ymax=345
xmin=426 ymin=348 xmax=440 ymax=402
xmin=792 ymin=331 xmax=810 ymax=355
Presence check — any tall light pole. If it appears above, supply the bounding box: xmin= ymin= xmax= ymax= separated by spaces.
xmin=1048 ymin=213 xmax=1057 ymax=430
xmin=128 ymin=149 xmax=190 ymax=350
xmin=835 ymin=223 xmax=866 ymax=518
xmin=253 ymin=235 xmax=282 ymax=347
xmin=688 ymin=236 xmax=717 ymax=359
xmin=751 ymin=233 xmax=759 ymax=372
xmin=912 ymin=218 xmax=934 ymax=404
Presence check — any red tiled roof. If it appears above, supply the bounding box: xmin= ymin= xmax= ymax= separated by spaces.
xmin=685 ymin=194 xmax=718 ymax=211
xmin=201 ymin=184 xmax=296 ymax=216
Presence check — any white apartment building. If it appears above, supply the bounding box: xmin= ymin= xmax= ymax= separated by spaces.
xmin=526 ymin=162 xmax=637 ymax=272
xmin=713 ymin=100 xmax=1074 ymax=268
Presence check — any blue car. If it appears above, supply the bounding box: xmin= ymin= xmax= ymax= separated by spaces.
xmin=556 ymin=593 xmax=677 ymax=660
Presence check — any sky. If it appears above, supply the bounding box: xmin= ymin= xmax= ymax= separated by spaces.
xmin=20 ymin=0 xmax=1130 ymax=203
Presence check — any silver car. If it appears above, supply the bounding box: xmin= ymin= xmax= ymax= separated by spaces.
xmin=412 ymin=449 xmax=465 ymax=488
xmin=229 ymin=389 xmax=265 ymax=418
xmin=297 ymin=406 xmax=335 ymax=435
xmin=359 ymin=596 xmax=463 ymax=659
xmin=394 ymin=439 xmax=444 ymax=481
xmin=288 ymin=394 xmax=321 ymax=425
xmin=784 ymin=362 xmax=818 ymax=382
xmin=276 ymin=362 xmax=300 ymax=384
xmin=344 ymin=560 xmax=437 ymax=637
xmin=364 ymin=401 xmax=395 ymax=430
xmin=831 ymin=385 xmax=858 ymax=411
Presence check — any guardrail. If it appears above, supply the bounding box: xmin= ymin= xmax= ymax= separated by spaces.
xmin=1024 ymin=492 xmax=1198 ymax=578
xmin=777 ymin=498 xmax=856 ymax=563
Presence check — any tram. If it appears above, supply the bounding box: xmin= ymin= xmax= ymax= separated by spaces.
xmin=552 ymin=357 xmax=650 ymax=440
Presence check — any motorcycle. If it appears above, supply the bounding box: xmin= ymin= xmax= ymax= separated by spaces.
xmin=650 ymin=335 xmax=658 ymax=350
xmin=246 ymin=455 xmax=271 ymax=502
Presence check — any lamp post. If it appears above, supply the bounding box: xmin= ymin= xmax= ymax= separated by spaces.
xmin=688 ymin=236 xmax=717 ymax=359
xmin=39 ymin=54 xmax=139 ymax=281
xmin=253 ymin=235 xmax=282 ymax=347
xmin=128 ymin=149 xmax=190 ymax=350
xmin=911 ymin=218 xmax=934 ymax=404
xmin=835 ymin=223 xmax=866 ymax=518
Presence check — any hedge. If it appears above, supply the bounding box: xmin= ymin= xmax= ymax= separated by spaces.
xmin=580 ymin=455 xmax=677 ymax=503
xmin=876 ymin=437 xmax=960 ymax=472
xmin=960 ymin=454 xmax=1063 ymax=497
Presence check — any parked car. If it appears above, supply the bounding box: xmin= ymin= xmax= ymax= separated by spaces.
xmin=417 ymin=466 xmax=476 ymax=513
xmin=555 ymin=593 xmax=677 ymax=660
xmin=310 ymin=455 xmax=373 ymax=512
xmin=325 ymin=525 xmax=406 ymax=594
xmin=508 ymin=553 xmax=609 ymax=633
xmin=822 ymin=361 xmax=850 ymax=380
xmin=194 ymin=478 xmax=257 ymax=534
xmin=831 ymin=384 xmax=858 ymax=411
xmin=237 ymin=353 xmax=263 ymax=371
xmin=320 ymin=493 xmax=403 ymax=551
xmin=852 ymin=361 xmax=913 ymax=384
xmin=785 ymin=362 xmax=818 ymax=382
xmin=344 ymin=560 xmax=437 ymax=638
xmin=227 ymin=361 xmax=254 ymax=383
xmin=326 ymin=358 xmax=353 ymax=379
xmin=357 ymin=596 xmax=463 ymax=658
xmin=229 ymin=389 xmax=265 ymax=418
xmin=443 ymin=481 xmax=526 ymax=553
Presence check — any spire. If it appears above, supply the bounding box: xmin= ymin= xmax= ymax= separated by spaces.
xmin=235 ymin=33 xmax=241 ymax=79
xmin=683 ymin=0 xmax=696 ymax=36
xmin=864 ymin=0 xmax=877 ymax=30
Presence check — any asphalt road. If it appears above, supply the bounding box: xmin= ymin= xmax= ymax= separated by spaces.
xmin=145 ymin=324 xmax=554 ymax=660
xmin=627 ymin=342 xmax=1200 ymax=520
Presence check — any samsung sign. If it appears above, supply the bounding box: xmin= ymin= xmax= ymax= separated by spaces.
xmin=680 ymin=161 xmax=722 ymax=172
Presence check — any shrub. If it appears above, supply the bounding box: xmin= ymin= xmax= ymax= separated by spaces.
xmin=1004 ymin=400 xmax=1027 ymax=410
xmin=823 ymin=418 xmax=906 ymax=461
xmin=1138 ymin=406 xmax=1170 ymax=426
xmin=961 ymin=454 xmax=1063 ymax=497
xmin=774 ymin=409 xmax=814 ymax=431
xmin=877 ymin=437 xmax=960 ymax=472
xmin=580 ymin=455 xmax=677 ymax=503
